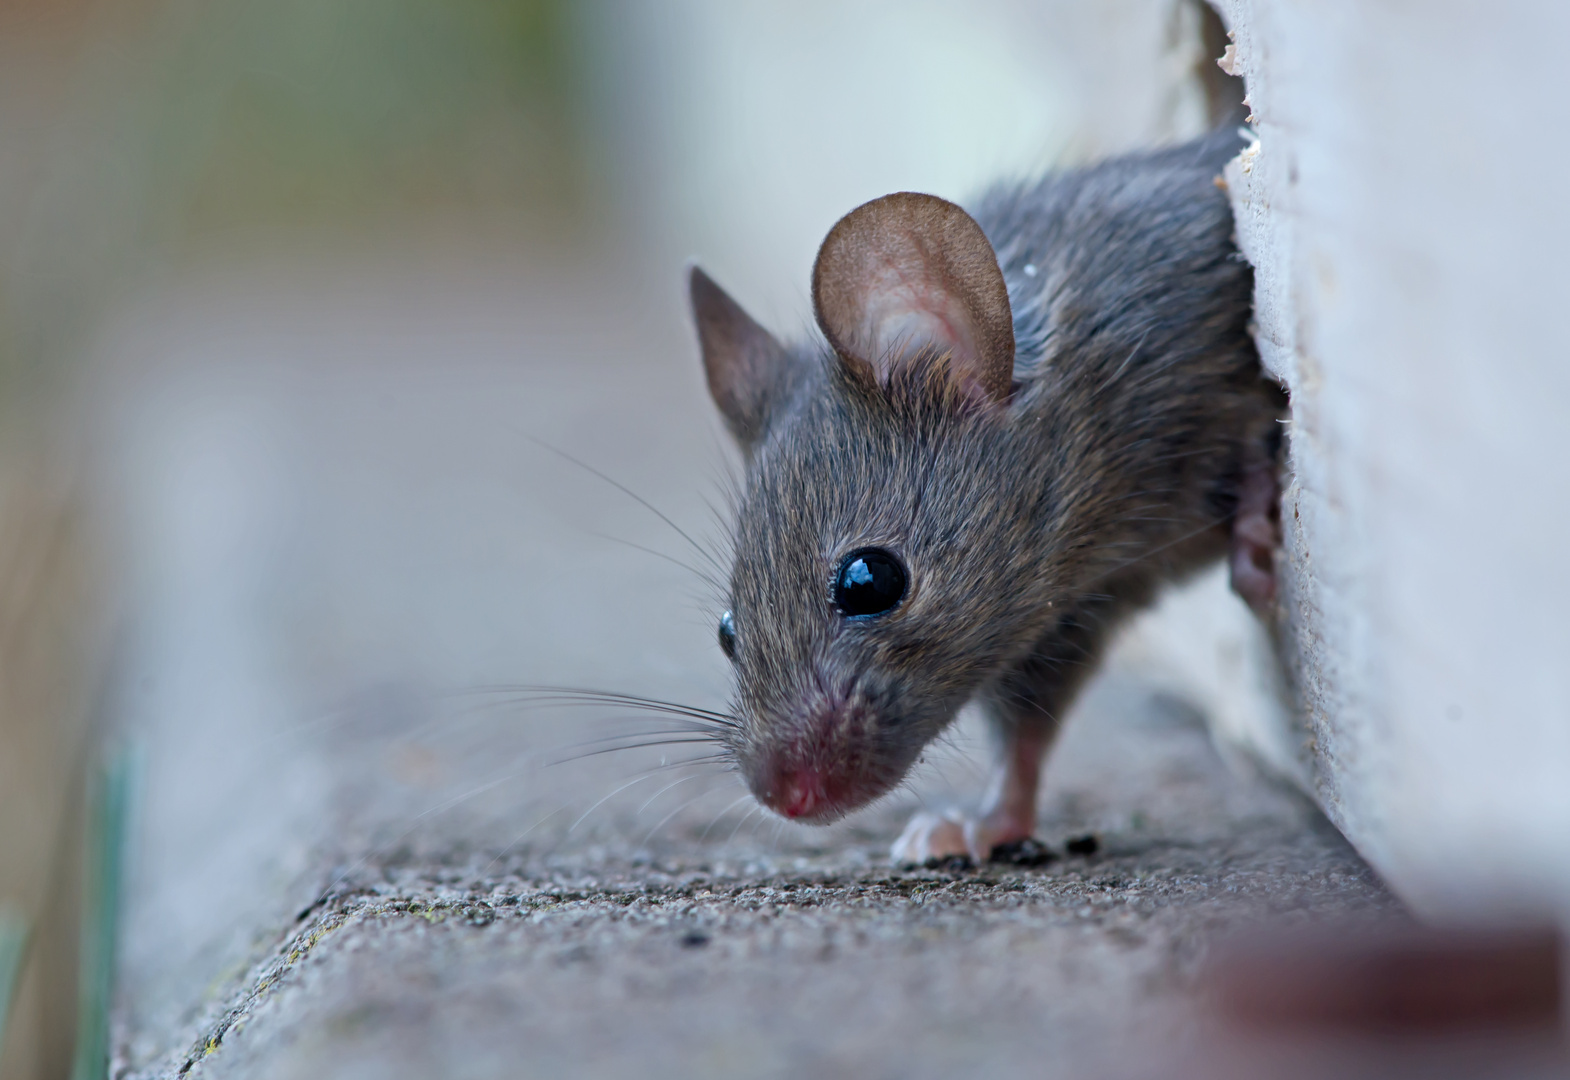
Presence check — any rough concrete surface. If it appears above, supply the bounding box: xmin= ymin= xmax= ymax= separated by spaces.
xmin=117 ymin=632 xmax=1392 ymax=1077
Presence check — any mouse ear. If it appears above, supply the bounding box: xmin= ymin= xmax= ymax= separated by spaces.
xmin=812 ymin=192 xmax=1015 ymax=406
xmin=690 ymin=266 xmax=794 ymax=448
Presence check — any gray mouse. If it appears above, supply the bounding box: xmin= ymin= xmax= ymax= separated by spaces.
xmin=688 ymin=124 xmax=1285 ymax=864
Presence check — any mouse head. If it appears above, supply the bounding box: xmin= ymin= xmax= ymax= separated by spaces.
xmin=693 ymin=193 xmax=1056 ymax=823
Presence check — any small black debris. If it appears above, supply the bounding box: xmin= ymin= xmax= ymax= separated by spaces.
xmin=679 ymin=930 xmax=710 ymax=949
xmin=923 ymin=853 xmax=976 ymax=873
xmin=988 ymin=838 xmax=1057 ymax=867
xmin=1065 ymin=833 xmax=1100 ymax=857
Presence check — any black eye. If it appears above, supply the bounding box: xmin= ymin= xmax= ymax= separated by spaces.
xmin=833 ymin=549 xmax=907 ymax=618
xmin=717 ymin=609 xmax=737 ymax=660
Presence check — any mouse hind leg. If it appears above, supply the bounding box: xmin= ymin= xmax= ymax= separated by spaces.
xmin=1229 ymin=455 xmax=1283 ymax=616
xmin=1230 ymin=389 xmax=1289 ymax=616
xmin=891 ymin=595 xmax=1128 ymax=865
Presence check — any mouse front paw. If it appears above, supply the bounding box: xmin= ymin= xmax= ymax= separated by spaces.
xmin=890 ymin=808 xmax=1034 ymax=866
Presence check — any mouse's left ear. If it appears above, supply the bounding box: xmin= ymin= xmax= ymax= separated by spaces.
xmin=812 ymin=192 xmax=1015 ymax=406
xmin=690 ymin=266 xmax=795 ymax=450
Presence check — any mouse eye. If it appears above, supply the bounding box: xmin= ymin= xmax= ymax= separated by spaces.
xmin=717 ymin=609 xmax=737 ymax=660
xmin=833 ymin=549 xmax=907 ymax=618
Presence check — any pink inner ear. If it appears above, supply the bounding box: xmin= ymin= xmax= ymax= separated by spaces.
xmin=858 ymin=261 xmax=980 ymax=373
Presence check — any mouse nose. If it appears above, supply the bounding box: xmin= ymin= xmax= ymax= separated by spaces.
xmin=773 ymin=768 xmax=824 ymax=820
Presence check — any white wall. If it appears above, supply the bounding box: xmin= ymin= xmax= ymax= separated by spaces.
xmin=593 ymin=0 xmax=1213 ymax=323
xmin=1216 ymin=0 xmax=1570 ymax=920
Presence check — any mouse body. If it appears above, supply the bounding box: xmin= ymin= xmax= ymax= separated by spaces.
xmin=690 ymin=127 xmax=1284 ymax=863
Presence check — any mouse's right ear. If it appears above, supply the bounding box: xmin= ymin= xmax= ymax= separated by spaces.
xmin=812 ymin=192 xmax=1014 ymax=407
xmin=690 ymin=266 xmax=793 ymax=449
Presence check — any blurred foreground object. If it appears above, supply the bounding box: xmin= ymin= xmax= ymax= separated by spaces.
xmin=1196 ymin=924 xmax=1568 ymax=1079
xmin=1211 ymin=925 xmax=1563 ymax=1035
xmin=0 ymin=455 xmax=100 ymax=1080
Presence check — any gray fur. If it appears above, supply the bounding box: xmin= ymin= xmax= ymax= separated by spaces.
xmin=707 ymin=129 xmax=1285 ymax=819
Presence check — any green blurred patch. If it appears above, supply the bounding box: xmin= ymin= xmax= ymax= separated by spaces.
xmin=178 ymin=0 xmax=592 ymax=234
xmin=0 ymin=0 xmax=598 ymax=395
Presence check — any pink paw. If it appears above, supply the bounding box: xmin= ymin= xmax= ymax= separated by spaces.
xmin=1230 ymin=463 xmax=1281 ymax=616
xmin=890 ymin=808 xmax=1033 ymax=866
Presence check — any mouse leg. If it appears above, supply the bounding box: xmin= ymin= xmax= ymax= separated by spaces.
xmin=891 ymin=599 xmax=1122 ymax=865
xmin=890 ymin=713 xmax=1054 ymax=866
xmin=1230 ymin=459 xmax=1281 ymax=616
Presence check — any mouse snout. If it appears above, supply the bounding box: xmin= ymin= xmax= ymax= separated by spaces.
xmin=744 ymin=688 xmax=894 ymax=824
xmin=770 ymin=765 xmax=833 ymax=820
xmin=754 ymin=758 xmax=858 ymax=824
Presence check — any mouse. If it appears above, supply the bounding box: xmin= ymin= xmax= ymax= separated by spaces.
xmin=687 ymin=123 xmax=1286 ymax=864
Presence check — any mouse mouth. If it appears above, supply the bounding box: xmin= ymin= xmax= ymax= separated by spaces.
xmin=757 ymin=763 xmax=866 ymax=824
xmin=747 ymin=715 xmax=905 ymax=824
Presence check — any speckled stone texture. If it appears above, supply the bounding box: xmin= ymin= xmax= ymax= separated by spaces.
xmin=116 ymin=672 xmax=1393 ymax=1080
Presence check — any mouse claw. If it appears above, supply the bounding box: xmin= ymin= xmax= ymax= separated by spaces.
xmin=890 ymin=808 xmax=1034 ymax=867
xmin=890 ymin=810 xmax=975 ymax=866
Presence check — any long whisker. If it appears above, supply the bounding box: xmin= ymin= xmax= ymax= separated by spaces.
xmin=554 ymin=726 xmax=731 ymax=753
xmin=568 ymin=772 xmax=662 ymax=834
xmin=586 ymin=531 xmax=724 ymax=591
xmin=319 ymin=768 xmax=527 ymax=899
xmin=697 ymin=792 xmax=755 ymax=843
xmin=482 ymin=803 xmax=572 ymax=874
xmin=1076 ymin=509 xmax=1236 ymax=590
xmin=483 ymin=686 xmax=738 ymax=721
xmin=635 ymin=772 xmax=707 ymax=815
xmin=725 ymin=802 xmax=765 ymax=844
xmin=495 ymin=700 xmax=738 ymax=730
xmin=641 ymin=785 xmax=728 ymax=846
xmin=452 ymin=685 xmax=739 ymax=727
xmin=546 ymin=736 xmax=722 ymax=767
xmin=447 ymin=701 xmax=738 ymax=748
xmin=525 ymin=435 xmax=722 ymax=571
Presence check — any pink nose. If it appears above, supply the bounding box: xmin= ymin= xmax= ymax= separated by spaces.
xmin=773 ymin=769 xmax=825 ymax=819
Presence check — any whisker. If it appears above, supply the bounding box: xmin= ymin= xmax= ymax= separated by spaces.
xmin=449 ymin=697 xmax=738 ymax=740
xmin=1077 ymin=510 xmax=1236 ymax=590
xmin=524 ymin=434 xmax=722 ymax=572
xmin=567 ymin=772 xmax=662 ymax=834
xmin=698 ymin=792 xmax=755 ymax=843
xmin=641 ymin=753 xmax=734 ymax=772
xmin=641 ymin=785 xmax=728 ymax=846
xmin=635 ymin=771 xmax=707 ymax=815
xmin=546 ymin=736 xmax=722 ymax=767
xmin=725 ymin=802 xmax=764 ymax=844
xmin=586 ymin=531 xmax=724 ymax=591
xmin=453 ymin=685 xmax=739 ymax=727
xmin=482 ymin=803 xmax=572 ymax=874
xmin=554 ymin=725 xmax=730 ymax=753
xmin=514 ymin=702 xmax=737 ymax=730
xmin=319 ymin=768 xmax=527 ymax=899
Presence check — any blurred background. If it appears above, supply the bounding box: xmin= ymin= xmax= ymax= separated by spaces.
xmin=0 ymin=2 xmax=1282 ymax=1077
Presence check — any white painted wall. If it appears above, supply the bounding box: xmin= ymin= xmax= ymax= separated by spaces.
xmin=1215 ymin=0 xmax=1570 ymax=920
